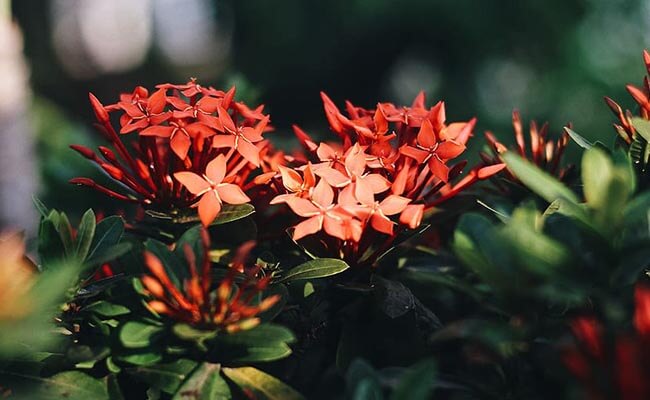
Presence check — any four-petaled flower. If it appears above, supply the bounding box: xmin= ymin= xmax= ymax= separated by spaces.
xmin=174 ymin=155 xmax=251 ymax=226
xmin=212 ymin=106 xmax=269 ymax=166
xmin=141 ymin=119 xmax=214 ymax=160
xmin=344 ymin=194 xmax=411 ymax=235
xmin=285 ymin=180 xmax=351 ymax=241
xmin=400 ymin=119 xmax=467 ymax=182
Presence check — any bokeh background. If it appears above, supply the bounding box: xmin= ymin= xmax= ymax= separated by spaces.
xmin=3 ymin=0 xmax=649 ymax=233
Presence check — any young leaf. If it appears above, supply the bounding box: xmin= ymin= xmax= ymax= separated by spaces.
xmin=278 ymin=258 xmax=350 ymax=282
xmin=222 ymin=367 xmax=304 ymax=400
xmin=564 ymin=127 xmax=593 ymax=149
xmin=502 ymin=152 xmax=580 ymax=204
xmin=75 ymin=209 xmax=97 ymax=261
xmin=632 ymin=117 xmax=650 ymax=143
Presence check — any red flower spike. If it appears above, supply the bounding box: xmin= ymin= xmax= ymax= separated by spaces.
xmin=141 ymin=231 xmax=278 ymax=331
xmin=174 ymin=155 xmax=250 ymax=226
xmin=88 ymin=93 xmax=109 ymax=123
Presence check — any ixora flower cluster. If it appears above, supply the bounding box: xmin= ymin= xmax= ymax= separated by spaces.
xmin=268 ymin=93 xmax=505 ymax=264
xmin=71 ymin=79 xmax=270 ymax=226
xmin=72 ymin=83 xmax=504 ymax=265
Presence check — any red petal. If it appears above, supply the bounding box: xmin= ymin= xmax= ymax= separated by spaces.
xmin=237 ymin=139 xmax=261 ymax=166
xmin=312 ymin=179 xmax=334 ymax=206
xmin=170 ymin=132 xmax=191 ymax=159
xmin=436 ymin=141 xmax=466 ymax=160
xmin=417 ymin=119 xmax=437 ymax=148
xmin=429 ymin=157 xmax=449 ymax=182
xmin=293 ymin=216 xmax=323 ymax=240
xmin=141 ymin=125 xmax=175 ymax=138
xmin=148 ymin=88 xmax=167 ymax=114
xmin=380 ymin=195 xmax=410 ymax=215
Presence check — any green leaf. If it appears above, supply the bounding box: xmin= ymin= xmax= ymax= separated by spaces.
xmin=211 ymin=203 xmax=255 ymax=225
xmin=390 ymin=359 xmax=436 ymax=400
xmin=27 ymin=371 xmax=109 ymax=400
xmin=117 ymin=351 xmax=163 ymax=366
xmin=503 ymin=152 xmax=580 ymax=204
xmin=582 ymin=147 xmax=615 ymax=210
xmin=75 ymin=209 xmax=97 ymax=261
xmin=172 ymin=324 xmax=218 ymax=342
xmin=119 ymin=321 xmax=163 ymax=348
xmin=83 ymin=301 xmax=131 ymax=318
xmin=172 ymin=363 xmax=231 ymax=400
xmin=214 ymin=324 xmax=295 ymax=363
xmin=632 ymin=117 xmax=650 ymax=142
xmin=279 ymin=258 xmax=350 ymax=282
xmin=222 ymin=367 xmax=304 ymax=400
xmin=85 ymin=242 xmax=132 ymax=267
xmin=32 ymin=195 xmax=50 ymax=218
xmin=564 ymin=127 xmax=593 ymax=149
xmin=86 ymin=216 xmax=125 ymax=262
xmin=126 ymin=359 xmax=198 ymax=394
xmin=57 ymin=212 xmax=75 ymax=256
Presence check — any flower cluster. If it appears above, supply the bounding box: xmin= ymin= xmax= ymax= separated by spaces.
xmin=605 ymin=50 xmax=650 ymax=144
xmin=481 ymin=110 xmax=574 ymax=187
xmin=71 ymin=80 xmax=270 ymax=225
xmin=140 ymin=229 xmax=279 ymax=333
xmin=562 ymin=283 xmax=650 ymax=399
xmin=269 ymin=92 xmax=504 ymax=265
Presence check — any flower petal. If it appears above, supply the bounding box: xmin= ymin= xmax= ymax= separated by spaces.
xmin=292 ymin=216 xmax=323 ymax=240
xmin=148 ymin=88 xmax=167 ymax=114
xmin=212 ymin=134 xmax=236 ymax=149
xmin=400 ymin=145 xmax=429 ymax=164
xmin=436 ymin=141 xmax=465 ymax=160
xmin=206 ymin=155 xmax=227 ymax=184
xmin=379 ymin=195 xmax=411 ymax=215
xmin=361 ymin=174 xmax=391 ymax=194
xmin=278 ymin=165 xmax=303 ymax=192
xmin=417 ymin=119 xmax=436 ymax=148
xmin=218 ymin=106 xmax=237 ymax=133
xmin=429 ymin=156 xmax=449 ymax=182
xmin=170 ymin=131 xmax=191 ymax=159
xmin=198 ymin=190 xmax=221 ymax=226
xmin=371 ymin=213 xmax=394 ymax=235
xmin=174 ymin=172 xmax=210 ymax=194
xmin=312 ymin=179 xmax=334 ymax=206
xmin=217 ymin=183 xmax=250 ymax=205
xmin=315 ymin=167 xmax=350 ymax=188
xmin=141 ymin=125 xmax=174 ymax=138
xmin=286 ymin=197 xmax=319 ymax=217
xmin=400 ymin=204 xmax=424 ymax=229
xmin=237 ymin=139 xmax=261 ymax=166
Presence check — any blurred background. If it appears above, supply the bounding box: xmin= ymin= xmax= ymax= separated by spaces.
xmin=3 ymin=0 xmax=649 ymax=233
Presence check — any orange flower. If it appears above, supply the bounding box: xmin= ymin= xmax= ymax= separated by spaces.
xmin=174 ymin=155 xmax=251 ymax=226
xmin=141 ymin=229 xmax=279 ymax=332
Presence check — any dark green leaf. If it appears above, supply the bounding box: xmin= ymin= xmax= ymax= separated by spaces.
xmin=211 ymin=203 xmax=255 ymax=225
xmin=83 ymin=301 xmax=131 ymax=318
xmin=279 ymin=258 xmax=349 ymax=282
xmin=87 ymin=216 xmax=125 ymax=262
xmin=75 ymin=209 xmax=97 ymax=261
xmin=390 ymin=359 xmax=436 ymax=400
xmin=28 ymin=371 xmax=109 ymax=400
xmin=214 ymin=324 xmax=295 ymax=363
xmin=126 ymin=359 xmax=198 ymax=394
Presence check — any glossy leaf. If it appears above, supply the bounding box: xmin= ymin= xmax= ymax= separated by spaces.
xmin=119 ymin=321 xmax=163 ymax=348
xmin=279 ymin=258 xmax=350 ymax=282
xmin=75 ymin=209 xmax=97 ymax=261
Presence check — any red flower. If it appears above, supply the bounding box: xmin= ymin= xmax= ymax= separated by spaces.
xmin=141 ymin=229 xmax=279 ymax=332
xmin=174 ymin=155 xmax=251 ymax=226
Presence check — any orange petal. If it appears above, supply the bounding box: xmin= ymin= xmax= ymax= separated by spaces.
xmin=315 ymin=167 xmax=350 ymax=188
xmin=399 ymin=204 xmax=424 ymax=229
xmin=371 ymin=213 xmax=394 ymax=235
xmin=286 ymin=197 xmax=319 ymax=217
xmin=218 ymin=106 xmax=237 ymax=133
xmin=344 ymin=144 xmax=367 ymax=176
xmin=312 ymin=179 xmax=334 ymax=206
xmin=278 ymin=165 xmax=303 ymax=192
xmin=400 ymin=145 xmax=429 ymax=164
xmin=237 ymin=139 xmax=261 ymax=166
xmin=361 ymin=174 xmax=391 ymax=194
xmin=293 ymin=216 xmax=323 ymax=240
xmin=212 ymin=134 xmax=236 ymax=149
xmin=217 ymin=183 xmax=250 ymax=204
xmin=323 ymin=216 xmax=347 ymax=240
xmin=185 ymin=122 xmax=215 ymax=139
xmin=379 ymin=195 xmax=410 ymax=216
xmin=477 ymin=163 xmax=506 ymax=179
xmin=198 ymin=191 xmax=221 ymax=226
xmin=174 ymin=172 xmax=210 ymax=194
xmin=206 ymin=155 xmax=227 ymax=184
